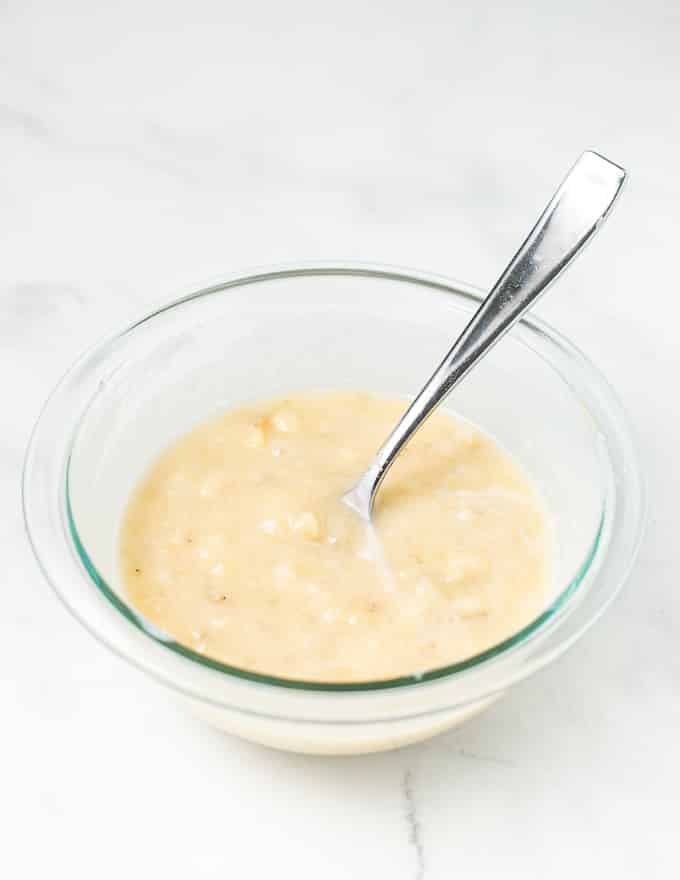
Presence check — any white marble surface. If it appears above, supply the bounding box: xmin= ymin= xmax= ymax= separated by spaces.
xmin=2 ymin=1 xmax=678 ymax=877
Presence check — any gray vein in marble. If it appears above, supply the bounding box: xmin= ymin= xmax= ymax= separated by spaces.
xmin=0 ymin=57 xmax=66 ymax=97
xmin=0 ymin=283 xmax=87 ymax=347
xmin=143 ymin=121 xmax=227 ymax=159
xmin=0 ymin=98 xmax=198 ymax=184
xmin=456 ymin=747 xmax=516 ymax=766
xmin=435 ymin=741 xmax=517 ymax=767
xmin=402 ymin=770 xmax=425 ymax=880
xmin=0 ymin=103 xmax=52 ymax=141
xmin=102 ymin=141 xmax=200 ymax=184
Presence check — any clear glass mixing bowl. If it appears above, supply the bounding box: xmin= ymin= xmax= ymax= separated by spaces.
xmin=23 ymin=263 xmax=645 ymax=754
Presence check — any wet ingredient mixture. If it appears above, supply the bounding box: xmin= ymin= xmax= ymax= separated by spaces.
xmin=121 ymin=392 xmax=548 ymax=681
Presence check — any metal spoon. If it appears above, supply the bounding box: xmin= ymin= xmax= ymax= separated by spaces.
xmin=342 ymin=150 xmax=626 ymax=521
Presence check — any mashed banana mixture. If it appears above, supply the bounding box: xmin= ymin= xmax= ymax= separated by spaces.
xmin=121 ymin=392 xmax=548 ymax=681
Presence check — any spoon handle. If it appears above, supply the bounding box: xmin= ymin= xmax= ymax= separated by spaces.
xmin=345 ymin=150 xmax=626 ymax=519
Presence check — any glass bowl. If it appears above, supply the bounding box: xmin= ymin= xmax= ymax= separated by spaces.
xmin=23 ymin=263 xmax=645 ymax=754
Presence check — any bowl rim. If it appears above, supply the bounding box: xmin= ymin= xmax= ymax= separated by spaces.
xmin=23 ymin=261 xmax=646 ymax=710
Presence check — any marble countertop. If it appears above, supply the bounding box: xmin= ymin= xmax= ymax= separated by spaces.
xmin=2 ymin=1 xmax=678 ymax=877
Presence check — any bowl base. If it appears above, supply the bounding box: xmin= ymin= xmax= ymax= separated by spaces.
xmin=178 ymin=692 xmax=502 ymax=755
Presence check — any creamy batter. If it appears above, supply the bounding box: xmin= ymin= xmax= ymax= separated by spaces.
xmin=121 ymin=392 xmax=548 ymax=682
